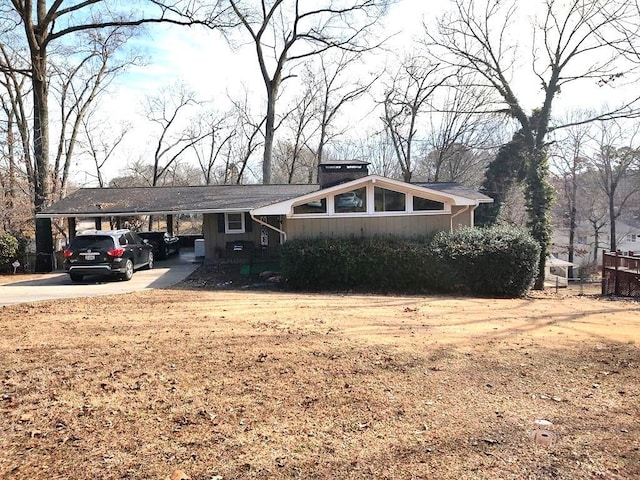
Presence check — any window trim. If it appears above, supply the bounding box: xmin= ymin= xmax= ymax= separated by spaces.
xmin=225 ymin=212 xmax=246 ymax=234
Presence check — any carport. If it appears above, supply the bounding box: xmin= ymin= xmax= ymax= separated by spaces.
xmin=36 ymin=184 xmax=319 ymax=271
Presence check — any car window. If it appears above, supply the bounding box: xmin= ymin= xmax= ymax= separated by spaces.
xmin=119 ymin=234 xmax=129 ymax=245
xmin=70 ymin=236 xmax=114 ymax=250
xmin=126 ymin=233 xmax=139 ymax=245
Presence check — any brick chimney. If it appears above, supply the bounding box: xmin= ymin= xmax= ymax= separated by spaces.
xmin=318 ymin=160 xmax=370 ymax=188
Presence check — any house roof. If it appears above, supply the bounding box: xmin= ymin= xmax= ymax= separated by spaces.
xmin=546 ymin=255 xmax=575 ymax=268
xmin=413 ymin=182 xmax=493 ymax=203
xmin=37 ymin=184 xmax=320 ymax=218
xmin=37 ymin=178 xmax=491 ymax=218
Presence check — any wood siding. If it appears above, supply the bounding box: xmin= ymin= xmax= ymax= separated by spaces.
xmin=203 ymin=214 xmax=281 ymax=260
xmin=285 ymin=214 xmax=453 ymax=240
xmin=203 ymin=207 xmax=475 ymax=259
xmin=451 ymin=206 xmax=472 ymax=229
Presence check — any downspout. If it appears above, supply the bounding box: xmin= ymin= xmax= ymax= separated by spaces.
xmin=450 ymin=205 xmax=470 ymax=231
xmin=251 ymin=212 xmax=287 ymax=244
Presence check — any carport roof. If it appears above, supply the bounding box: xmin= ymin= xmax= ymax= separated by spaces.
xmin=37 ymin=184 xmax=320 ymax=218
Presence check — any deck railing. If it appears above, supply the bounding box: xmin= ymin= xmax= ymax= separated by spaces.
xmin=601 ymin=250 xmax=640 ymax=297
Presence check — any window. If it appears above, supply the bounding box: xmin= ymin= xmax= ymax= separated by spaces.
xmin=632 ymin=234 xmax=637 ymax=243
xmin=294 ymin=198 xmax=327 ymax=214
xmin=374 ymin=187 xmax=405 ymax=212
xmin=335 ymin=188 xmax=366 ymax=213
xmin=225 ymin=212 xmax=245 ymax=233
xmin=413 ymin=196 xmax=445 ymax=211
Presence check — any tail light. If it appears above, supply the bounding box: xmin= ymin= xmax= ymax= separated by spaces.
xmin=63 ymin=249 xmax=73 ymax=258
xmin=107 ymin=247 xmax=125 ymax=257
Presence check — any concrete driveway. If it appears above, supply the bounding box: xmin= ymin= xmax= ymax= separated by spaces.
xmin=0 ymin=249 xmax=200 ymax=306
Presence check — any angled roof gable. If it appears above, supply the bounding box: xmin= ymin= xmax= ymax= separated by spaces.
xmin=252 ymin=175 xmax=492 ymax=216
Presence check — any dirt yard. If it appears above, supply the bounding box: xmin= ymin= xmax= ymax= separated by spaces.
xmin=0 ymin=275 xmax=638 ymax=479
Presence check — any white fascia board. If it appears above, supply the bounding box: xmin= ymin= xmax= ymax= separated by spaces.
xmin=370 ymin=176 xmax=478 ymax=206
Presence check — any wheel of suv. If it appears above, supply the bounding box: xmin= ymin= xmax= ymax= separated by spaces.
xmin=145 ymin=252 xmax=154 ymax=270
xmin=69 ymin=273 xmax=83 ymax=282
xmin=120 ymin=258 xmax=134 ymax=281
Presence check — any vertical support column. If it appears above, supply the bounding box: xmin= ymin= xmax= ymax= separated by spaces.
xmin=94 ymin=217 xmax=102 ymax=230
xmin=34 ymin=217 xmax=54 ymax=272
xmin=67 ymin=217 xmax=77 ymax=240
xmin=167 ymin=214 xmax=174 ymax=235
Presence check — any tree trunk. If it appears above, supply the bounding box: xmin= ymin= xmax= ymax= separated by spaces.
xmin=567 ymin=173 xmax=577 ymax=279
xmin=263 ymin=88 xmax=276 ymax=184
xmin=32 ymin=52 xmax=54 ymax=272
xmin=609 ymin=194 xmax=617 ymax=251
xmin=526 ymin=148 xmax=554 ymax=290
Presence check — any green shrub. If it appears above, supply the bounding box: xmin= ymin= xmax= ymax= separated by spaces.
xmin=280 ymin=226 xmax=539 ymax=297
xmin=431 ymin=226 xmax=540 ymax=297
xmin=0 ymin=232 xmax=20 ymax=273
xmin=280 ymin=236 xmax=434 ymax=293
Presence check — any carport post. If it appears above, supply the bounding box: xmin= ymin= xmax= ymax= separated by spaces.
xmin=167 ymin=214 xmax=174 ymax=235
xmin=67 ymin=217 xmax=76 ymax=240
xmin=94 ymin=217 xmax=102 ymax=230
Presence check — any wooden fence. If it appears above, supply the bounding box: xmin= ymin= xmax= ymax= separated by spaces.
xmin=601 ymin=250 xmax=640 ymax=297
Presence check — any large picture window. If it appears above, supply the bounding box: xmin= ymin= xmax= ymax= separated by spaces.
xmin=413 ymin=197 xmax=445 ymax=211
xmin=294 ymin=198 xmax=327 ymax=214
xmin=225 ymin=212 xmax=245 ymax=233
xmin=374 ymin=187 xmax=405 ymax=212
xmin=335 ymin=187 xmax=366 ymax=213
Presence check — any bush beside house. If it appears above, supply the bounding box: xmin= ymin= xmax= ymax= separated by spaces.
xmin=0 ymin=233 xmax=19 ymax=273
xmin=280 ymin=226 xmax=540 ymax=297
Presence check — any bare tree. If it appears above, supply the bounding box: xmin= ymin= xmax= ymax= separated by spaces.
xmin=49 ymin=26 xmax=141 ymax=200
xmin=229 ymin=0 xmax=389 ymax=184
xmin=272 ymin=140 xmax=317 ymax=184
xmin=109 ymin=159 xmax=154 ymax=188
xmin=550 ymin=114 xmax=592 ymax=276
xmin=314 ymin=51 xmax=379 ymax=165
xmin=273 ymin=72 xmax=320 ymax=183
xmin=80 ymin=108 xmax=130 ymax=188
xmin=586 ymin=119 xmax=640 ymax=251
xmin=331 ymin=130 xmax=400 ymax=178
xmin=0 ymin=41 xmax=33 ymax=197
xmin=2 ymin=0 xmax=232 ymax=271
xmin=381 ymin=55 xmax=450 ymax=182
xmin=420 ymin=78 xmax=502 ymax=185
xmin=190 ymin=112 xmax=235 ymax=185
xmin=428 ymin=0 xmax=640 ymax=288
xmin=143 ymin=82 xmax=212 ymax=187
xmin=225 ymin=91 xmax=267 ymax=184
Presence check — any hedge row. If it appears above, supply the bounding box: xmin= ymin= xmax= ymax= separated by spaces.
xmin=280 ymin=226 xmax=540 ymax=297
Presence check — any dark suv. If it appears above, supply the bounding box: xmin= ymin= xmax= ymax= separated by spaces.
xmin=137 ymin=231 xmax=180 ymax=259
xmin=63 ymin=229 xmax=154 ymax=282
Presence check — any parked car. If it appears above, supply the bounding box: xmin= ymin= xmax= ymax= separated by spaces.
xmin=63 ymin=229 xmax=153 ymax=282
xmin=336 ymin=192 xmax=363 ymax=209
xmin=137 ymin=231 xmax=180 ymax=259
